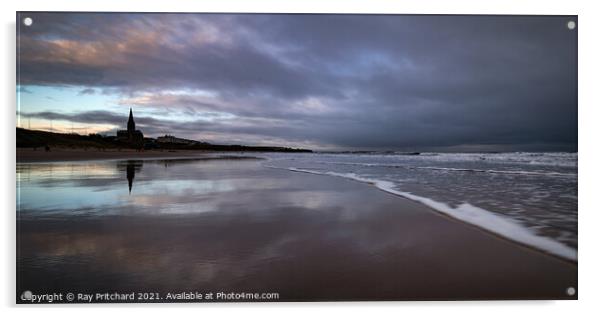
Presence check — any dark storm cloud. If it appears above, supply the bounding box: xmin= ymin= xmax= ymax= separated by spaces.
xmin=17 ymin=13 xmax=577 ymax=151
xmin=19 ymin=110 xmax=150 ymax=127
xmin=17 ymin=13 xmax=341 ymax=99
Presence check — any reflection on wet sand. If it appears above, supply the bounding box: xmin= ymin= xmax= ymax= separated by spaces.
xmin=17 ymin=157 xmax=263 ymax=216
xmin=118 ymin=161 xmax=142 ymax=194
xmin=17 ymin=157 xmax=577 ymax=301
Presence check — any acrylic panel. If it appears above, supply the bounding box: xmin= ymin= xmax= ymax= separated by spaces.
xmin=16 ymin=12 xmax=577 ymax=303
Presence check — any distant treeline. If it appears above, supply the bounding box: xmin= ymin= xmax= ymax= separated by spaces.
xmin=16 ymin=128 xmax=312 ymax=153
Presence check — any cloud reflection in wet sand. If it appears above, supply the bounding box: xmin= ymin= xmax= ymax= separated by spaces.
xmin=17 ymin=158 xmax=418 ymax=297
xmin=17 ymin=157 xmax=577 ymax=300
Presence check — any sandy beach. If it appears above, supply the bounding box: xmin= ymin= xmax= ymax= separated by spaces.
xmin=16 ymin=147 xmax=221 ymax=163
xmin=17 ymin=157 xmax=577 ymax=301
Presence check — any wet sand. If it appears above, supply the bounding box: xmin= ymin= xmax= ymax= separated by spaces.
xmin=17 ymin=147 xmax=217 ymax=163
xmin=17 ymin=158 xmax=577 ymax=302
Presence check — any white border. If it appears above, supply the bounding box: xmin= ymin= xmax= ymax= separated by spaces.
xmin=2 ymin=0 xmax=601 ymax=315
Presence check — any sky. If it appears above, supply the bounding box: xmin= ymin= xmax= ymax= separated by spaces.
xmin=16 ymin=13 xmax=577 ymax=151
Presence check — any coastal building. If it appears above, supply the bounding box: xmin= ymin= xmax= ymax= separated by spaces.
xmin=116 ymin=108 xmax=144 ymax=146
xmin=156 ymin=135 xmax=199 ymax=146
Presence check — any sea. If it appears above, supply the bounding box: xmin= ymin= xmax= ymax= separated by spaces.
xmin=261 ymin=152 xmax=578 ymax=261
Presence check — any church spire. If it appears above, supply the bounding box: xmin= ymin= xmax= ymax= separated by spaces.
xmin=127 ymin=107 xmax=135 ymax=132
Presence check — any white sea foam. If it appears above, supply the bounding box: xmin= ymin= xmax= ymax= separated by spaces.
xmin=403 ymin=152 xmax=577 ymax=168
xmin=280 ymin=166 xmax=577 ymax=261
xmin=413 ymin=166 xmax=576 ymax=177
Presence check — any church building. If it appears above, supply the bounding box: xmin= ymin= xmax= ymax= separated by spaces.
xmin=116 ymin=108 xmax=144 ymax=146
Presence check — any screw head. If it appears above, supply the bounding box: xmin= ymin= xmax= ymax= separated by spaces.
xmin=566 ymin=286 xmax=576 ymax=296
xmin=567 ymin=21 xmax=576 ymax=30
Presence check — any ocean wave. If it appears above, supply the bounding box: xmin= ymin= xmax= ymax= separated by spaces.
xmin=338 ymin=152 xmax=577 ymax=168
xmin=413 ymin=166 xmax=576 ymax=177
xmin=268 ymin=165 xmax=577 ymax=261
xmin=310 ymin=160 xmax=576 ymax=177
xmin=417 ymin=152 xmax=577 ymax=168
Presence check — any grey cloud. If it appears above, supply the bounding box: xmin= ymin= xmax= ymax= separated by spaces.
xmin=17 ymin=13 xmax=577 ymax=151
xmin=78 ymin=88 xmax=96 ymax=96
xmin=18 ymin=110 xmax=312 ymax=147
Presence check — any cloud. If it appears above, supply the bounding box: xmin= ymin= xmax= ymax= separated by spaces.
xmin=78 ymin=88 xmax=96 ymax=96
xmin=17 ymin=13 xmax=577 ymax=151
xmin=18 ymin=109 xmax=330 ymax=148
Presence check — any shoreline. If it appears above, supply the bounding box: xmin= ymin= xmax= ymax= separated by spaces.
xmin=18 ymin=150 xmax=578 ymax=263
xmin=278 ymin=166 xmax=577 ymax=263
xmin=17 ymin=158 xmax=577 ymax=300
